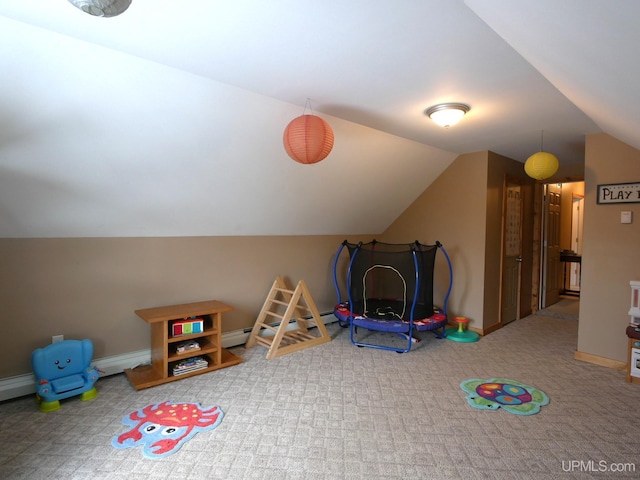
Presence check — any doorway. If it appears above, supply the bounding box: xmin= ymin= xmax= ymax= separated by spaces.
xmin=538 ymin=182 xmax=585 ymax=310
xmin=568 ymin=194 xmax=584 ymax=292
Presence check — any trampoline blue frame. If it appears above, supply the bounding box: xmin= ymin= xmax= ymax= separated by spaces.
xmin=332 ymin=240 xmax=453 ymax=353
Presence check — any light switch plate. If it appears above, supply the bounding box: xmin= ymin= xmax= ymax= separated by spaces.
xmin=621 ymin=211 xmax=633 ymax=224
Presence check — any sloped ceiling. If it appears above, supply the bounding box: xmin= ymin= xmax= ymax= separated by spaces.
xmin=0 ymin=0 xmax=636 ymax=238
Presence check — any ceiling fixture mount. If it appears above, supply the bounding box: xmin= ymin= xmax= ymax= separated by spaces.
xmin=424 ymin=103 xmax=470 ymax=128
xmin=524 ymin=131 xmax=560 ymax=180
xmin=68 ymin=0 xmax=132 ymax=17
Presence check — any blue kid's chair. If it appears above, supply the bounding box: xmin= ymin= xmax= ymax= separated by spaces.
xmin=31 ymin=339 xmax=100 ymax=412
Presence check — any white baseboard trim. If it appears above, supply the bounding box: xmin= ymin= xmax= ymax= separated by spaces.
xmin=0 ymin=375 xmax=39 ymax=403
xmin=0 ymin=349 xmax=152 ymax=403
xmin=0 ymin=313 xmax=338 ymax=402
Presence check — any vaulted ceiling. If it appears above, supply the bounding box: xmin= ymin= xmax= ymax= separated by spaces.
xmin=1 ymin=1 xmax=637 ymax=237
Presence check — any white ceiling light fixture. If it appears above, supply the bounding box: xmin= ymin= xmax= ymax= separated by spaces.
xmin=424 ymin=103 xmax=470 ymax=128
xmin=68 ymin=0 xmax=132 ymax=17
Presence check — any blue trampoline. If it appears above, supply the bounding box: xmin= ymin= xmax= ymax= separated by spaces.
xmin=332 ymin=240 xmax=453 ymax=353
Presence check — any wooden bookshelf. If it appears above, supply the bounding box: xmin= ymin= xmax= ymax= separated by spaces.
xmin=626 ymin=337 xmax=640 ymax=385
xmin=124 ymin=300 xmax=242 ymax=390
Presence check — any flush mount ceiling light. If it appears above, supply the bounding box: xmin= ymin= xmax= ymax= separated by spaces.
xmin=68 ymin=0 xmax=132 ymax=17
xmin=424 ymin=103 xmax=470 ymax=128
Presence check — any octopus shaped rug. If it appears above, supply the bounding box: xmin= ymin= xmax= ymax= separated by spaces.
xmin=112 ymin=401 xmax=224 ymax=459
xmin=460 ymin=378 xmax=549 ymax=415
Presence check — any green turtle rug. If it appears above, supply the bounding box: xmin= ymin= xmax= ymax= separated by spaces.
xmin=460 ymin=378 xmax=549 ymax=415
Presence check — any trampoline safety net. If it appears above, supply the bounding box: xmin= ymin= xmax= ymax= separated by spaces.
xmin=344 ymin=240 xmax=437 ymax=321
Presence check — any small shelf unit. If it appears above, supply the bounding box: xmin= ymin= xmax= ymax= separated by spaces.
xmin=626 ymin=281 xmax=640 ymax=384
xmin=124 ymin=300 xmax=242 ymax=390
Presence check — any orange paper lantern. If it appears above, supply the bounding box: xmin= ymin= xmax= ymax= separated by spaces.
xmin=283 ymin=114 xmax=334 ymax=164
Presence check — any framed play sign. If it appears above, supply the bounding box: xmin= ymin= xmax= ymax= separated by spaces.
xmin=597 ymin=182 xmax=640 ymax=204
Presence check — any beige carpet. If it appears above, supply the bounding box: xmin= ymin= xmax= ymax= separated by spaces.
xmin=537 ymin=296 xmax=580 ymax=320
xmin=1 ymin=312 xmax=638 ymax=479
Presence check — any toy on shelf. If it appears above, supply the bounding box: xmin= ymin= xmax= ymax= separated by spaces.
xmin=176 ymin=340 xmax=200 ymax=354
xmin=31 ymin=339 xmax=100 ymax=412
xmin=172 ymin=317 xmax=204 ymax=336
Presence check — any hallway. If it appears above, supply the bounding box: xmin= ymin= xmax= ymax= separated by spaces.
xmin=537 ymin=295 xmax=579 ymax=320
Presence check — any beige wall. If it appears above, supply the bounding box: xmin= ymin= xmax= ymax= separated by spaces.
xmin=3 ymin=134 xmax=635 ymax=380
xmin=579 ymin=133 xmax=640 ymax=362
xmin=0 ymin=235 xmax=362 ymax=378
xmin=382 ymin=152 xmax=487 ymax=327
xmin=382 ymin=151 xmax=489 ymax=329
xmin=382 ymin=151 xmax=535 ymax=332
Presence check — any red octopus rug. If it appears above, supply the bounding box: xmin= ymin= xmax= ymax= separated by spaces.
xmin=460 ymin=378 xmax=549 ymax=415
xmin=111 ymin=401 xmax=224 ymax=459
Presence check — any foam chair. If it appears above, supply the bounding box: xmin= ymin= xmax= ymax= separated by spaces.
xmin=31 ymin=339 xmax=100 ymax=412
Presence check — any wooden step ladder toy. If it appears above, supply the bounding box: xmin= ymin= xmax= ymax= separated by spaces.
xmin=246 ymin=276 xmax=331 ymax=359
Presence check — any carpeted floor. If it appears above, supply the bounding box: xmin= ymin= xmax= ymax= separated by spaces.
xmin=537 ymin=296 xmax=580 ymax=320
xmin=1 ymin=310 xmax=638 ymax=479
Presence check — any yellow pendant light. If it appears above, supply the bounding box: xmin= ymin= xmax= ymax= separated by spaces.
xmin=524 ymin=131 xmax=559 ymax=180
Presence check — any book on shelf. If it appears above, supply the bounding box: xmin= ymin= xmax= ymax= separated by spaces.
xmin=173 ymin=365 xmax=208 ymax=375
xmin=172 ymin=356 xmax=208 ymax=375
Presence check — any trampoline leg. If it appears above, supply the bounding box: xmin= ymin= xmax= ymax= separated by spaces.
xmin=397 ymin=333 xmax=420 ymax=344
xmin=431 ymin=323 xmax=448 ymax=339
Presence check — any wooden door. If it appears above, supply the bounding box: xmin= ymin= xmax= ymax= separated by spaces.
xmin=543 ymin=184 xmax=562 ymax=307
xmin=500 ymin=178 xmax=523 ymax=325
